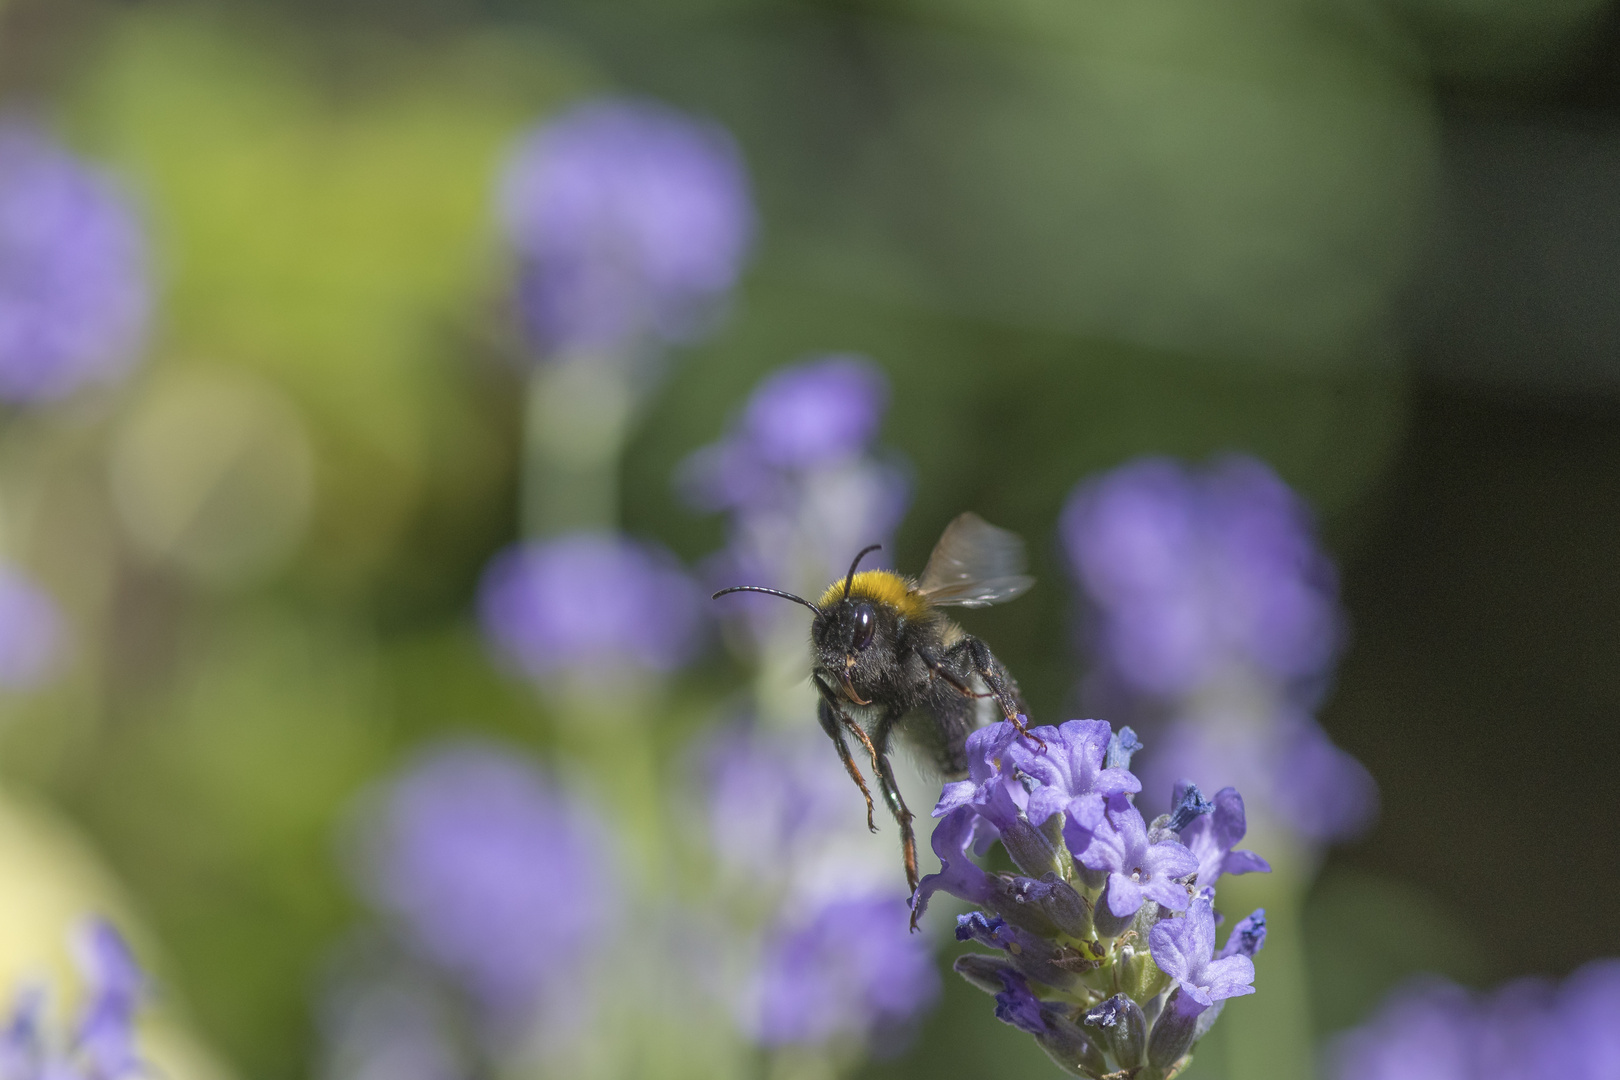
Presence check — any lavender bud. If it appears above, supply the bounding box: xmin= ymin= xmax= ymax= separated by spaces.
xmin=1105 ymin=726 xmax=1142 ymax=771
xmin=953 ymin=954 xmax=1017 ymax=996
xmin=1033 ymin=1007 xmax=1109 ymax=1079
xmin=999 ymin=818 xmax=1066 ymax=881
xmin=1146 ymin=987 xmax=1205 ymax=1071
xmin=955 ymin=913 xmax=1079 ymax=992
xmin=1083 ymin=993 xmax=1146 ymax=1068
xmin=1164 ymin=783 xmax=1214 ymax=833
xmin=1001 ymin=874 xmax=1091 ymax=940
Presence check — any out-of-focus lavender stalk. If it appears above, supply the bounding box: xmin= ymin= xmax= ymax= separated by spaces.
xmin=497 ymin=97 xmax=754 ymax=538
xmin=679 ymin=354 xmax=906 ymax=727
xmin=1060 ymin=454 xmax=1377 ymax=1079
xmin=0 ymin=122 xmax=153 ymax=696
xmin=339 ymin=740 xmax=625 ymax=1079
xmin=680 ymin=358 xmax=937 ymax=1075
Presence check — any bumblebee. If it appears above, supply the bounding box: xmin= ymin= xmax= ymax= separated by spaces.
xmin=714 ymin=512 xmax=1036 ymax=896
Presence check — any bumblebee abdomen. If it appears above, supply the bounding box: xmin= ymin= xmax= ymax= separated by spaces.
xmin=817 ymin=569 xmax=931 ymax=622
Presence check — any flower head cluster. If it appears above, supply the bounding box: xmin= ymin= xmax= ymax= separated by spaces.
xmin=498 ymin=98 xmax=755 ymax=357
xmin=0 ymin=123 xmax=150 ymax=403
xmin=919 ymin=719 xmax=1268 ymax=1079
xmin=701 ymin=724 xmax=940 ymax=1055
xmin=1061 ymin=455 xmax=1376 ymax=842
xmin=351 ymin=741 xmax=620 ymax=1036
xmin=1331 ymin=961 xmax=1620 ymax=1080
xmin=0 ymin=919 xmax=148 ymax=1080
xmin=478 ymin=532 xmax=705 ymax=686
xmin=680 ymin=355 xmax=908 ymax=642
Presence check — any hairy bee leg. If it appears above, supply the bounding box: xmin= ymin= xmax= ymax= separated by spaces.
xmin=954 ymin=636 xmax=1046 ymax=753
xmin=871 ymin=713 xmax=921 ymax=907
xmin=917 ymin=646 xmax=996 ymax=699
xmin=816 ymin=692 xmax=878 ymax=832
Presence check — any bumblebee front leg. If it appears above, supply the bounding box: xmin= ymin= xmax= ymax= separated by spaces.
xmin=816 ymin=688 xmax=878 ymax=833
xmin=871 ymin=710 xmax=919 ymax=896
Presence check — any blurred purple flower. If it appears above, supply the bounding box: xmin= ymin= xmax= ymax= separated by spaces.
xmin=680 ymin=354 xmax=898 ymax=512
xmin=1140 ymin=711 xmax=1378 ymax=844
xmin=751 ymin=894 xmax=939 ymax=1052
xmin=477 ymin=532 xmax=704 ymax=682
xmin=1330 ymin=961 xmax=1620 ymax=1080
xmin=0 ymin=123 xmax=150 ymax=403
xmin=1148 ymin=892 xmax=1255 ymax=1012
xmin=0 ymin=919 xmax=147 ymax=1080
xmin=355 ymin=742 xmax=619 ymax=1024
xmin=0 ymin=565 xmax=64 ymax=691
xmin=499 ymin=98 xmax=754 ymax=355
xmin=1062 ymin=455 xmax=1341 ymax=697
xmin=738 ymin=356 xmax=888 ymax=470
xmin=702 ymin=723 xmax=865 ymax=885
xmin=71 ymin=922 xmax=145 ymax=1080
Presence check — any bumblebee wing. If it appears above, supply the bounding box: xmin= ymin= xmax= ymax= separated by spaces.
xmin=915 ymin=512 xmax=1034 ymax=608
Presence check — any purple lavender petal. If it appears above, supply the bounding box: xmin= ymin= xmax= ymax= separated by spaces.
xmin=1008 ymin=719 xmax=1140 ymax=828
xmin=1180 ymin=786 xmax=1270 ymax=889
xmin=752 ymin=894 xmax=939 ymax=1052
xmin=354 ymin=741 xmax=619 ymax=1025
xmin=498 ymin=98 xmax=754 ymax=354
xmin=477 ymin=532 xmax=704 ymax=681
xmin=0 ymin=565 xmax=64 ymax=691
xmin=0 ymin=123 xmax=150 ymax=403
xmin=992 ymin=970 xmax=1047 ymax=1037
xmin=1149 ymin=892 xmax=1253 ymax=1009
xmin=913 ymin=807 xmax=996 ymax=920
xmin=1102 ymin=874 xmax=1144 ymax=919
xmin=1075 ymin=801 xmax=1195 ymax=918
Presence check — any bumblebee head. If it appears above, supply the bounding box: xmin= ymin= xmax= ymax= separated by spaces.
xmin=712 ymin=544 xmax=901 ymax=701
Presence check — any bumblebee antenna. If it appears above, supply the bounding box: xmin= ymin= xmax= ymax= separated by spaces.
xmin=843 ymin=544 xmax=883 ymax=600
xmin=711 ymin=585 xmax=821 ymax=616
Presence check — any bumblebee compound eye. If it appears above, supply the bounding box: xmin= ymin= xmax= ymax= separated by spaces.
xmin=853 ymin=603 xmax=876 ymax=650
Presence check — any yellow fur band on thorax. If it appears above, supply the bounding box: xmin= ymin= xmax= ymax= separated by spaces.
xmin=818 ymin=570 xmax=928 ymax=621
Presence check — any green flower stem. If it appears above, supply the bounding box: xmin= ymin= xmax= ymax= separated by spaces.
xmin=522 ymin=357 xmax=636 ymax=538
xmin=1216 ymin=831 xmax=1316 ymax=1080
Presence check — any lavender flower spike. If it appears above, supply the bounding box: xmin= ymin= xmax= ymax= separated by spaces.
xmin=1175 ymin=783 xmax=1271 ymax=890
xmin=499 ymin=98 xmax=754 ymax=355
xmin=0 ymin=123 xmax=150 ymax=403
xmin=1148 ymin=892 xmax=1256 ymax=1011
xmin=932 ymin=717 xmax=1269 ymax=1079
